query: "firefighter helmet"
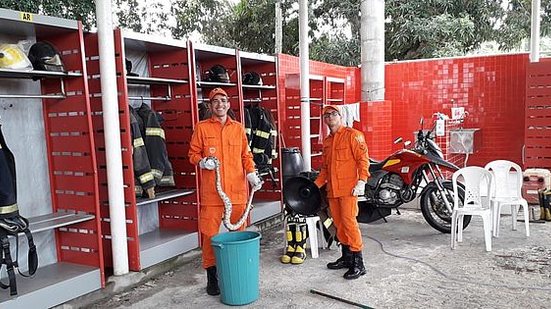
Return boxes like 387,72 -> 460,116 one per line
204,64 -> 230,83
28,41 -> 65,72
0,44 -> 32,70
125,58 -> 139,76
243,71 -> 263,85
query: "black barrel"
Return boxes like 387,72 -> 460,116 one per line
281,147 -> 304,184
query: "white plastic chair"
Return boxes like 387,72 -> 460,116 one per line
485,160 -> 530,237
451,166 -> 493,252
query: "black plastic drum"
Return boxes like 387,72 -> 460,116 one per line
281,147 -> 304,184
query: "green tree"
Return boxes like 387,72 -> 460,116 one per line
0,0 -> 96,29
497,0 -> 551,50
385,0 -> 504,60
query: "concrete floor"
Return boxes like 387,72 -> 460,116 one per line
68,209 -> 551,309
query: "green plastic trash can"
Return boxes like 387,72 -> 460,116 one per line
211,231 -> 261,306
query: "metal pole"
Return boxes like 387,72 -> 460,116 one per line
275,0 -> 282,54
361,0 -> 385,101
95,0 -> 129,276
530,0 -> 541,62
299,0 -> 311,172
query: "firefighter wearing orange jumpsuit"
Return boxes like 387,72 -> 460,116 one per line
314,105 -> 370,280
189,88 -> 262,295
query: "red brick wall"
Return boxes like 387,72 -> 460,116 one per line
384,53 -> 529,167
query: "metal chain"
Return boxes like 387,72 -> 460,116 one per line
209,156 -> 259,231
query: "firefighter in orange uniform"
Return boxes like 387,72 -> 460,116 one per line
189,88 -> 262,295
314,105 -> 370,280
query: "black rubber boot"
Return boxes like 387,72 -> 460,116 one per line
206,266 -> 220,296
327,245 -> 352,269
343,251 -> 366,280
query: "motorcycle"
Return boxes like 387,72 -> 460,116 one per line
360,117 -> 470,233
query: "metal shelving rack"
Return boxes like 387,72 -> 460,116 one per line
0,8 -> 104,307
84,30 -> 198,271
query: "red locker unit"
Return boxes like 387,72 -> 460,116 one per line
0,8 -> 104,307
85,30 -> 199,271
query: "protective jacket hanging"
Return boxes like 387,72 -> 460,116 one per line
0,125 -> 38,296
135,104 -> 175,187
129,108 -> 155,196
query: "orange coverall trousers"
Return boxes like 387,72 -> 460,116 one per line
327,196 -> 363,252
200,204 -> 246,269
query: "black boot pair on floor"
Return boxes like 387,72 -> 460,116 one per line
206,266 -> 220,296
327,245 -> 366,280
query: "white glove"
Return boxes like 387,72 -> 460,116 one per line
199,157 -> 216,170
246,172 -> 263,190
351,180 -> 367,196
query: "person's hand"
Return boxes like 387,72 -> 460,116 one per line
247,172 -> 263,190
351,180 -> 366,196
199,157 -> 216,170
146,187 -> 156,199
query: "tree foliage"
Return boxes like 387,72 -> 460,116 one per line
0,0 -> 96,29
497,0 -> 551,49
3,1 -> 551,65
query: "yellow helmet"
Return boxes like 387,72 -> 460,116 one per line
0,44 -> 32,70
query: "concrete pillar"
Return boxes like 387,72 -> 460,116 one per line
361,0 -> 385,101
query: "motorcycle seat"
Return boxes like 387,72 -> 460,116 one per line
369,158 -> 386,171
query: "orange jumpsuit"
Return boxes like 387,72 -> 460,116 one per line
314,126 -> 370,252
189,116 -> 256,269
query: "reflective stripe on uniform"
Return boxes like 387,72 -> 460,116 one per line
151,169 -> 163,179
252,147 -> 265,154
139,172 -> 154,184
254,130 -> 270,139
0,203 -> 18,215
133,137 -> 145,148
160,175 -> 175,185
146,127 -> 165,139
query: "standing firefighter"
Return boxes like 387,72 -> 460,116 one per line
314,105 -> 370,280
188,88 -> 262,296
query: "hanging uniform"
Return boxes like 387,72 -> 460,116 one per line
135,104 -> 175,187
0,125 -> 38,296
244,107 -> 252,143
247,105 -> 277,165
129,108 -> 155,196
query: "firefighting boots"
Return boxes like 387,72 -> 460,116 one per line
291,222 -> 307,264
327,245 -> 352,270
343,251 -> 366,280
206,266 -> 220,296
539,189 -> 551,221
280,222 -> 296,264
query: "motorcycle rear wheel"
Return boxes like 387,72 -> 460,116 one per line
420,181 -> 471,233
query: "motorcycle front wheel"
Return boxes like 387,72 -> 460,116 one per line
420,181 -> 471,233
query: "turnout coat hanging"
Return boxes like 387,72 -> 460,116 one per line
0,125 -> 38,296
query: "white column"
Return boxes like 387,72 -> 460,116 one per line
275,0 -> 283,54
95,0 -> 129,276
361,0 -> 385,101
530,0 -> 541,62
299,0 -> 311,171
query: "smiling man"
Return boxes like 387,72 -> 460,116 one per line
188,87 -> 262,295
314,105 -> 370,280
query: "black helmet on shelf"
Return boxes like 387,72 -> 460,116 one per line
243,71 -> 263,85
28,41 -> 65,72
204,64 -> 230,83
125,58 -> 139,76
